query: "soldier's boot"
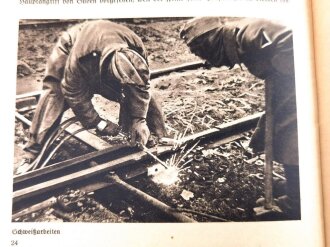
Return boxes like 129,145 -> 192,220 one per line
16,143 -> 41,175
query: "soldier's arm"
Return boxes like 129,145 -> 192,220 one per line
123,82 -> 151,120
61,58 -> 102,129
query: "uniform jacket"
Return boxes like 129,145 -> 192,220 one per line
61,20 -> 150,128
235,19 -> 298,165
45,21 -> 85,81
234,18 -> 294,79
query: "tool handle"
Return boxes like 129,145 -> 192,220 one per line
264,80 -> 274,209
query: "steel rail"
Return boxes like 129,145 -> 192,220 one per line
13,112 -> 262,204
13,144 -> 128,184
19,20 -> 82,29
150,60 -> 206,79
18,18 -> 191,29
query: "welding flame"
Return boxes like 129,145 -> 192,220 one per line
149,140 -> 200,186
150,166 -> 181,186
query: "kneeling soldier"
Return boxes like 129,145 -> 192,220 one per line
18,20 -> 167,173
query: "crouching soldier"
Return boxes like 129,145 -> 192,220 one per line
180,17 -> 300,219
18,20 -> 167,173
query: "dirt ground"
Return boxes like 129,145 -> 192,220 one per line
14,18 -> 287,222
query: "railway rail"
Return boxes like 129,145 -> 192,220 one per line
13,108 -> 261,222
18,18 -> 191,29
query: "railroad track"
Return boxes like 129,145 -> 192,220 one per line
13,108 -> 261,222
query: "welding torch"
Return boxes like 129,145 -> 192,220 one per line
117,131 -> 169,169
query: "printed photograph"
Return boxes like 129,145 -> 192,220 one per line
12,17 -> 300,223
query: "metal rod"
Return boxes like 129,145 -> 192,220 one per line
118,131 -> 169,169
107,174 -> 196,222
139,144 -> 169,169
264,80 -> 274,209
175,207 -> 229,222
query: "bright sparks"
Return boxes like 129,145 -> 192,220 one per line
148,140 -> 200,186
150,165 -> 181,186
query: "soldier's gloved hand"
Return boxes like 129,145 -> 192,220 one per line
130,118 -> 150,146
96,119 -> 122,136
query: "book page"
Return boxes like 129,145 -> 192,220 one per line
312,0 -> 330,245
0,0 -> 324,246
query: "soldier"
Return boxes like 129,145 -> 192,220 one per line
18,20 -> 167,173
180,17 -> 300,218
